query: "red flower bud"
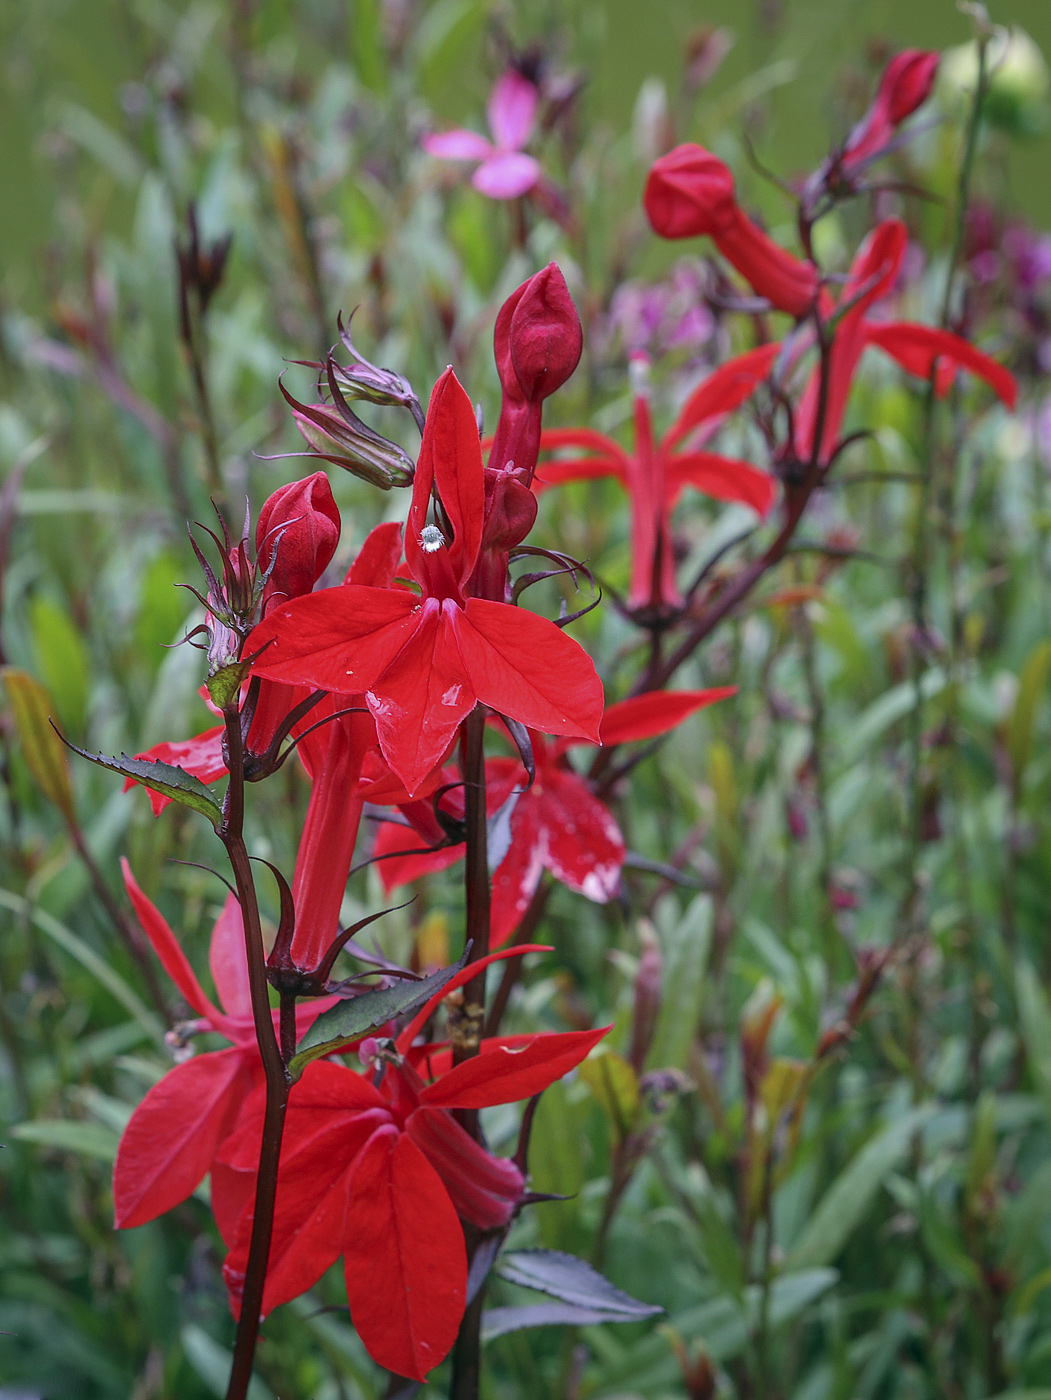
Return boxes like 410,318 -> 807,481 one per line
256,471 -> 340,613
841,50 -> 939,172
645,145 -> 817,317
499,262 -> 583,404
881,49 -> 939,125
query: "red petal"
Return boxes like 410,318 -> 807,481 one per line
373,819 -> 464,893
407,369 -> 483,590
533,455 -> 628,491
245,585 -> 419,691
490,794 -> 546,946
421,1025 -> 611,1109
455,600 -> 603,742
368,598 -> 476,797
208,894 -> 252,1025
864,322 -> 1018,409
667,451 -> 778,515
114,1048 -> 250,1227
343,1126 -> 465,1381
120,860 -> 220,1023
347,521 -> 404,587
396,944 -> 554,1052
537,427 -> 625,456
122,726 -> 226,814
537,770 -> 625,901
224,1102 -> 392,1318
599,687 -> 736,745
664,343 -> 780,449
407,1106 -> 523,1228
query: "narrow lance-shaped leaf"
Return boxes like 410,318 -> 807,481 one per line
1,668 -> 75,822
290,948 -> 470,1079
58,737 -> 225,830
498,1249 -> 663,1319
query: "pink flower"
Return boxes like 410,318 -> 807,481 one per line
423,70 -> 541,200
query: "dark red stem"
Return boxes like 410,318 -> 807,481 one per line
221,701 -> 292,1400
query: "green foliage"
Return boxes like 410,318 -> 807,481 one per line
2,1 -> 1051,1397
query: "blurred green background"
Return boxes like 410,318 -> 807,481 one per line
3,0 -> 1050,308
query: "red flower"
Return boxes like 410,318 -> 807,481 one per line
644,145 -> 818,316
534,347 -> 778,610
794,219 -> 1018,464
112,864 -> 333,1228
245,369 -> 603,797
216,949 -> 609,1379
374,689 -> 735,943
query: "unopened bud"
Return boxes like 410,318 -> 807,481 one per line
644,145 -> 738,239
881,49 -> 940,124
496,263 -> 583,405
257,471 -> 341,613
281,380 -> 416,490
334,315 -> 426,433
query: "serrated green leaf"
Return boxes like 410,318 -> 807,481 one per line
289,949 -> 469,1080
2,667 -> 75,821
63,740 -> 224,829
786,1105 -> 935,1270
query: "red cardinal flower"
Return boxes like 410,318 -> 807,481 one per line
644,145 -> 818,316
423,69 -> 542,199
794,219 -> 1018,464
375,689 -> 734,943
245,369 -> 603,797
112,865 -> 332,1228
534,347 -> 778,611
216,949 -> 609,1380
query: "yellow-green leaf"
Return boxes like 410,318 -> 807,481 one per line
1008,640 -> 1051,785
580,1051 -> 640,1138
1,667 -> 75,821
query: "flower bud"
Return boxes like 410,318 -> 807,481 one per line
881,49 -> 940,125
645,145 -> 816,316
501,263 -> 583,404
280,380 -> 416,490
334,316 -> 426,432
257,472 -> 341,612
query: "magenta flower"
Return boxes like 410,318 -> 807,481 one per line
423,70 -> 541,200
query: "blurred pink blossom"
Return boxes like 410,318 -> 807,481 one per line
423,70 -> 541,199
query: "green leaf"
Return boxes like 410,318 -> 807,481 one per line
785,1105 -> 935,1270
647,896 -> 711,1072
29,595 -> 90,734
579,1051 -> 640,1138
181,1324 -> 276,1400
2,667 -> 76,821
1008,640 -> 1051,784
10,1119 -> 120,1161
289,949 -> 469,1080
498,1250 -> 662,1319
0,887 -> 162,1042
1015,960 -> 1051,1124
62,740 -> 225,830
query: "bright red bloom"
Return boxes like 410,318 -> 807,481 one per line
216,950 -> 609,1379
644,146 -> 818,316
245,369 -> 604,797
113,864 -> 332,1228
794,219 -> 1018,464
374,689 -> 735,943
534,347 -> 778,610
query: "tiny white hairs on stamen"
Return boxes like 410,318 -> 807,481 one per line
420,524 -> 446,553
